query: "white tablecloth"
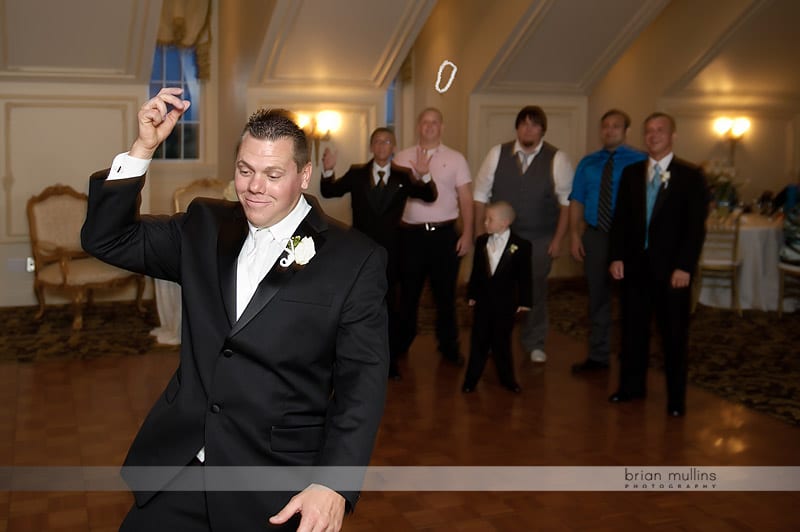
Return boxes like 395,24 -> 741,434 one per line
699,214 -> 795,312
150,279 -> 182,345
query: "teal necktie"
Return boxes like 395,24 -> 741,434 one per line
645,164 -> 662,249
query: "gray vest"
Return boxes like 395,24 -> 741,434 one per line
491,141 -> 559,240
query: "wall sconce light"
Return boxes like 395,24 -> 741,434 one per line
297,110 -> 342,165
713,116 -> 750,165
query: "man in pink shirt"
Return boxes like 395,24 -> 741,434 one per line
393,108 -> 474,367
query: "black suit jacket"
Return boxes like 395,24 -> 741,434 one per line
609,157 -> 707,281
320,160 -> 436,254
467,232 -> 533,316
81,172 -> 389,530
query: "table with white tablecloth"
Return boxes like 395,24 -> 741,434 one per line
150,278 -> 182,345
699,214 -> 795,312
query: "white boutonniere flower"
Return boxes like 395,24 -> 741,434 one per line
661,171 -> 671,189
280,236 -> 316,267
509,243 -> 519,254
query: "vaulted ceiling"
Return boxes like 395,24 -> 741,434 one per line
0,0 -> 798,101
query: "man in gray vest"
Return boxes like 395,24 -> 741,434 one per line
473,106 -> 574,363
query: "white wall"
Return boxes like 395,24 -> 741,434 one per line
660,96 -> 800,201
0,82 -> 147,307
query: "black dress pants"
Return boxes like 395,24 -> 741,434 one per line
398,224 -> 461,360
619,265 -> 690,409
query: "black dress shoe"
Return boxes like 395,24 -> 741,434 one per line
461,384 -> 475,393
503,383 -> 522,394
608,391 -> 646,403
442,354 -> 465,367
571,358 -> 610,374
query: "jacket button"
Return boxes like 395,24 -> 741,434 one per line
223,349 -> 234,358
210,404 -> 221,414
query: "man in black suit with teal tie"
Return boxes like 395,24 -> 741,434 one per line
320,128 -> 437,380
609,112 -> 707,417
82,88 -> 388,531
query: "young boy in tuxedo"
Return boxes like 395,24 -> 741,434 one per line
462,202 -> 532,393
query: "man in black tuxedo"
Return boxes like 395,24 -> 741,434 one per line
320,128 -> 437,380
608,112 -> 706,417
81,88 -> 388,531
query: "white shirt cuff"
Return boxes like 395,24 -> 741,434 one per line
108,152 -> 151,181
420,173 -> 432,183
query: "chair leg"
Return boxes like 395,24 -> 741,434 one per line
134,276 -> 146,313
71,289 -> 86,331
33,281 -> 46,320
778,270 -> 785,319
732,272 -> 741,317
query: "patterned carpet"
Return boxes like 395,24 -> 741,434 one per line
2,279 -> 799,425
547,277 -> 800,427
0,300 -> 167,362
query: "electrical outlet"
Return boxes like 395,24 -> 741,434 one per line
26,257 -> 35,273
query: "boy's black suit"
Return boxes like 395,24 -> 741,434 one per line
464,232 -> 532,389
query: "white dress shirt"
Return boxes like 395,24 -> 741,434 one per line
373,162 -> 390,186
235,196 -> 310,319
473,139 -> 574,206
649,153 -> 674,182
487,229 -> 510,275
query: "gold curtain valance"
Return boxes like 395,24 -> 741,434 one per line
157,0 -> 212,80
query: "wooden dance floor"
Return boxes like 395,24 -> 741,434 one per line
0,326 -> 798,531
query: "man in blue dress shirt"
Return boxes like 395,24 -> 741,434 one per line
568,109 -> 646,373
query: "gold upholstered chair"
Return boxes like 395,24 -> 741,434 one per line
26,185 -> 145,330
173,178 -> 229,213
692,213 -> 742,316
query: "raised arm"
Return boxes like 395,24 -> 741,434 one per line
130,87 -> 191,159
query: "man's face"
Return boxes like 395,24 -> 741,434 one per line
234,133 -> 310,228
600,114 -> 627,150
484,208 -> 510,235
516,117 -> 543,149
371,131 -> 395,165
418,111 -> 443,145
644,116 -> 675,160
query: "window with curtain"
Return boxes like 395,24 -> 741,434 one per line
150,45 -> 201,160
150,0 -> 212,160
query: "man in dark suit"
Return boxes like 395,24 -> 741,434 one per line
81,88 -> 389,531
462,202 -> 532,394
320,128 -> 437,380
608,112 -> 707,417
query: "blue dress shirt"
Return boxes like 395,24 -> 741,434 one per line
569,144 -> 647,227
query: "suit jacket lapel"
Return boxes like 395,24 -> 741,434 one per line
493,238 -> 515,277
217,205 -> 248,328
650,162 -> 673,223
229,197 -> 328,336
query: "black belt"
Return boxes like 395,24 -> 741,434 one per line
402,219 -> 456,232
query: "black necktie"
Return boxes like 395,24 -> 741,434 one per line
597,151 -> 614,232
377,170 -> 386,187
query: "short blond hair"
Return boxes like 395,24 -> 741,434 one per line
487,201 -> 516,224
